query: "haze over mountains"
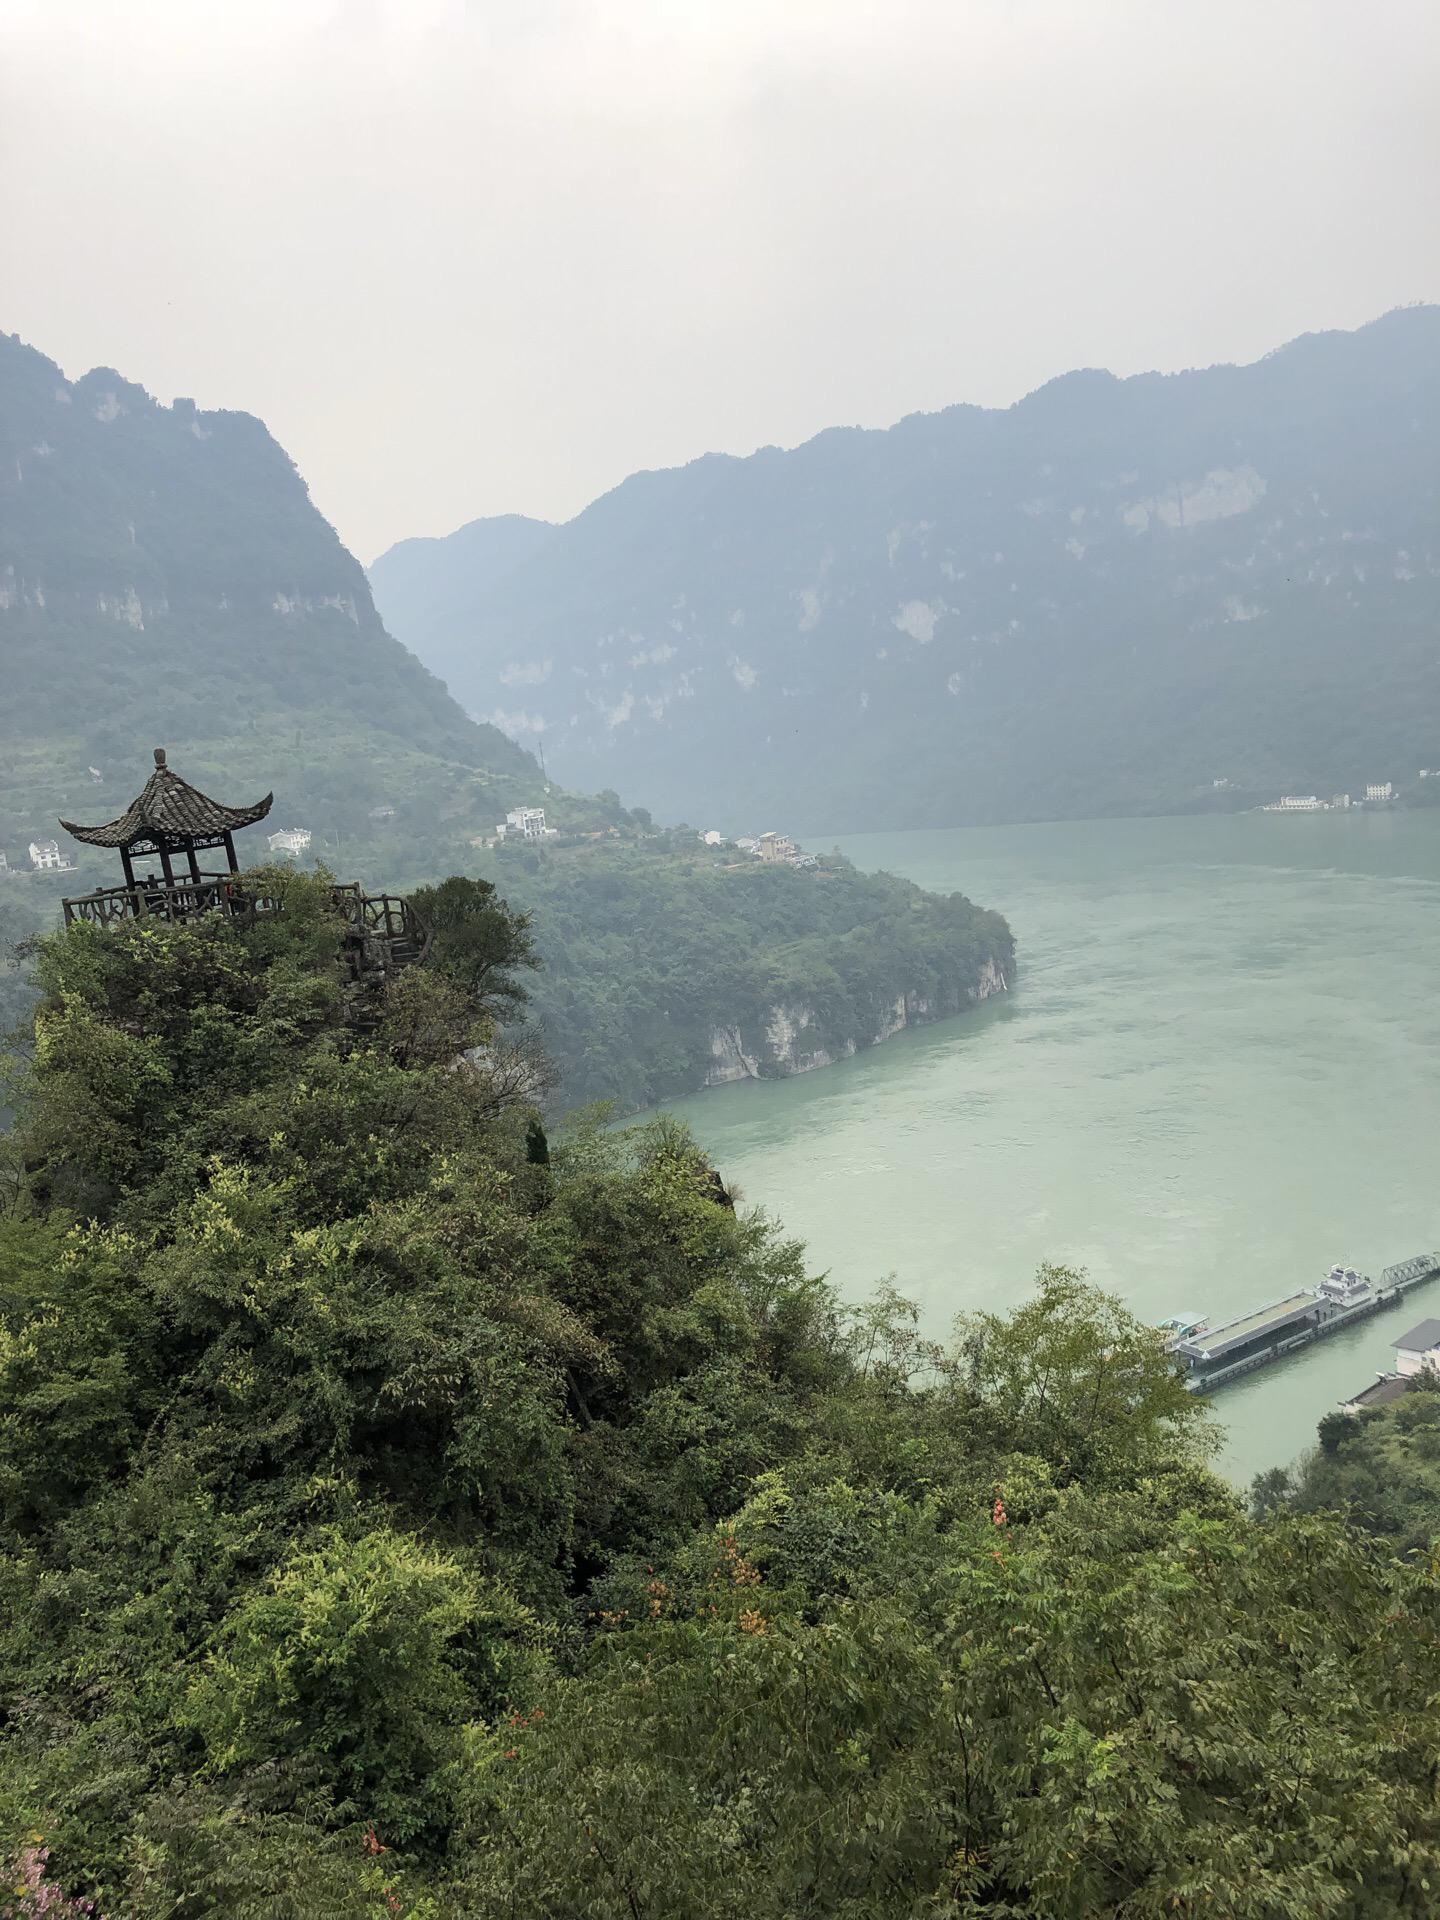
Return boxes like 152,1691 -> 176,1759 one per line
0,331 -> 538,845
371,309 -> 1440,834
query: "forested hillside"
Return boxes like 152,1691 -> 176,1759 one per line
474,837 -> 1014,1111
1259,1373 -> 1440,1555
372,307 -> 1440,833
0,331 -> 1013,1102
4,884 -> 1440,1916
0,332 -> 541,851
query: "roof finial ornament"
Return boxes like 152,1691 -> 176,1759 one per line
154,746 -> 167,768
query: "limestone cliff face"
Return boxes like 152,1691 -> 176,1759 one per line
704,952 -> 1009,1087
0,330 -> 538,825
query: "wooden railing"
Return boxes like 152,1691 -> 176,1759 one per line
62,875 -> 280,927
60,874 -> 430,976
335,891 -> 432,973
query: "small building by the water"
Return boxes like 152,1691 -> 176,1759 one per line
1339,1373 -> 1410,1416
1393,1318 -> 1440,1378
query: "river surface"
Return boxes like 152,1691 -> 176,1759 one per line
648,811 -> 1440,1486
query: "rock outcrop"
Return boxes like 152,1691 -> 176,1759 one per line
704,953 -> 1008,1087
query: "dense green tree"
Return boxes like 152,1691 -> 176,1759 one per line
1274,1374 -> 1440,1556
408,873 -> 538,1017
4,878 -> 1440,1916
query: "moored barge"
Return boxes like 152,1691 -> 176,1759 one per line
1173,1253 -> 1440,1394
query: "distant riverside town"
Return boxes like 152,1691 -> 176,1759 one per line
0,804 -> 826,873
1259,780 -> 1405,813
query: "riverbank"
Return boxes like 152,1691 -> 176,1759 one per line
642,810 -> 1440,1486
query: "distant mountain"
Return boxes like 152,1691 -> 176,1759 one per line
368,514 -> 555,698
0,332 -> 539,850
370,309 -> 1440,833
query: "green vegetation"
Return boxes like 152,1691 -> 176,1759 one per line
0,330 -> 541,855
1257,1374 -> 1440,1557
0,328 -> 1015,1113
473,837 -> 1014,1111
0,328 -> 1029,1113
0,885 -> 46,1041
4,888 -> 1440,1915
1,824 -> 1015,1117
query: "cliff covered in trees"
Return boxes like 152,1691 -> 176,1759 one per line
476,838 -> 1014,1111
0,329 -> 1013,1110
3,879 -> 1440,1916
0,330 -> 541,853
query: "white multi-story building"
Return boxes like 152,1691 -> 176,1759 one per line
1365,782 -> 1394,803
267,827 -> 312,857
1267,795 -> 1322,812
499,806 -> 549,841
701,829 -> 725,847
0,852 -> 9,877
29,839 -> 76,873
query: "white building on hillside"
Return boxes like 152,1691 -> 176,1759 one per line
498,806 -> 551,841
267,827 -> 312,857
1366,782 -> 1395,803
29,839 -> 76,873
701,829 -> 725,847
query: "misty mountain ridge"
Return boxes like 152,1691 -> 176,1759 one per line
0,330 -> 539,841
370,307 -> 1440,833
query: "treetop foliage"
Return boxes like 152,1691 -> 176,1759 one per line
2,877 -> 1439,1915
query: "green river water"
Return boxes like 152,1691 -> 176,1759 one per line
649,810 -> 1440,1487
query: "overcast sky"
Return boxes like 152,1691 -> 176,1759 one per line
5,0 -> 1438,561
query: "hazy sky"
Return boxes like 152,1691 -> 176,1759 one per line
5,0 -> 1438,561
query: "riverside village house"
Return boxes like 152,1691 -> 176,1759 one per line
29,838 -> 76,874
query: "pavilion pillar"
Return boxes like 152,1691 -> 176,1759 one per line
186,844 -> 203,884
158,841 -> 176,887
120,846 -> 136,892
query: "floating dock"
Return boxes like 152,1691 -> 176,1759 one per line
1173,1253 -> 1440,1394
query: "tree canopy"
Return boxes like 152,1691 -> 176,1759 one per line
2,882 -> 1439,1916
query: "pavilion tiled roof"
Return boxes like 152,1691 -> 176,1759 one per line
60,748 -> 273,849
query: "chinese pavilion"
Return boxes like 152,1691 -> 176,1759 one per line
58,749 -> 428,979
61,746 -> 272,895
